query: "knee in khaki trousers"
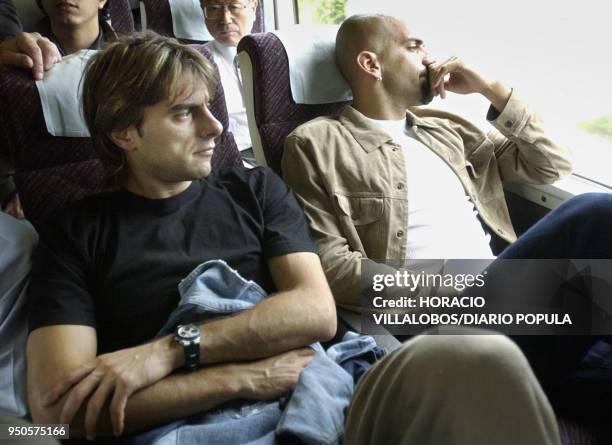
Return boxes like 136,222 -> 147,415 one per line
345,329 -> 560,445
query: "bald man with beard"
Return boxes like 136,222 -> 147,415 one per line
284,14 -> 572,307
282,13 -> 612,444
279,12 -> 597,444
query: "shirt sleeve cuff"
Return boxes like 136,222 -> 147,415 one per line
487,89 -> 529,137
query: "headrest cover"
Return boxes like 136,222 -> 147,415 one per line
169,0 -> 213,41
36,50 -> 96,138
272,25 -> 353,105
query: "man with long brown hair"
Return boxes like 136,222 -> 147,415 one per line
25,31 -> 336,440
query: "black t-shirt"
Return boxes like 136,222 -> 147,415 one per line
28,167 -> 318,353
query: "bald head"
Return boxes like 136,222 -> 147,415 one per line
335,14 -> 399,85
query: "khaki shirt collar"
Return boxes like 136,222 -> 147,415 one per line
339,105 -> 438,153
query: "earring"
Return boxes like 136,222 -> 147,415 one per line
376,75 -> 382,81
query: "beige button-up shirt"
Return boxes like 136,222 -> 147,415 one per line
282,92 -> 572,309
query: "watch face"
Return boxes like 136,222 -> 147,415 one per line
177,324 -> 200,340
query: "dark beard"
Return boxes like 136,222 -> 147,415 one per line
419,67 -> 434,105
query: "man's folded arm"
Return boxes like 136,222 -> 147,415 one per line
485,89 -> 573,183
27,251 -> 334,436
197,251 -> 337,364
27,325 -> 313,436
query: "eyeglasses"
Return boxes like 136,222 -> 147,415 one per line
203,2 -> 251,20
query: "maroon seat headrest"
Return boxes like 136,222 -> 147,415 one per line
108,0 -> 136,33
237,33 -> 349,174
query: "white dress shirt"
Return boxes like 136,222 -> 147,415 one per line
205,40 -> 252,151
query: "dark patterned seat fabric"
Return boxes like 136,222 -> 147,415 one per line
0,45 -> 240,229
237,32 -> 350,174
107,0 -> 136,33
559,419 -> 599,445
141,0 -> 173,37
141,0 -> 264,40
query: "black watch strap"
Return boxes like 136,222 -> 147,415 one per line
184,341 -> 200,371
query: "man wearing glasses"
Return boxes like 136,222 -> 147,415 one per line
202,0 -> 258,163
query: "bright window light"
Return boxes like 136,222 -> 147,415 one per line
295,0 -> 612,188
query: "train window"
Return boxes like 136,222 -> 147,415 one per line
289,0 -> 612,189
295,0 -> 346,25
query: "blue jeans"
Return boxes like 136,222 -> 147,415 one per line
0,212 -> 38,417
492,193 -> 612,420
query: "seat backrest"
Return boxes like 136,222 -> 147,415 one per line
141,0 -> 264,40
0,45 -> 240,228
108,0 -> 136,33
140,0 -> 173,36
237,32 -> 349,174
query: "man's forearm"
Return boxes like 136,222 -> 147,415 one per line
121,363 -> 242,434
65,348 -> 312,438
199,285 -> 335,365
481,80 -> 512,114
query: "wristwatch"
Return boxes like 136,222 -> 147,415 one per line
174,324 -> 201,371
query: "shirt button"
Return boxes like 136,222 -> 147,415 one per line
351,212 -> 358,220
397,182 -> 405,190
396,230 -> 404,238
504,120 -> 513,129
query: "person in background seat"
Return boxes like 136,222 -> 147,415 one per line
0,0 -> 117,219
202,0 -> 257,163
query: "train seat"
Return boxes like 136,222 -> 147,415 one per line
237,28 -> 350,173
108,0 -> 137,33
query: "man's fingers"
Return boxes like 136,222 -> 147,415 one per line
38,38 -> 62,71
109,384 -> 130,437
15,33 -> 44,77
430,56 -> 462,88
58,371 -> 102,425
438,80 -> 446,99
84,375 -> 115,441
59,372 -> 102,426
0,32 -> 61,79
0,51 -> 33,70
42,363 -> 96,406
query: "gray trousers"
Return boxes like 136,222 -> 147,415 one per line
0,212 -> 38,418
345,329 -> 560,445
